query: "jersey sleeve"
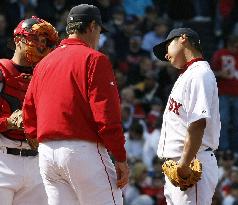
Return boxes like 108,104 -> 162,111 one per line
184,71 -> 215,124
88,54 -> 126,162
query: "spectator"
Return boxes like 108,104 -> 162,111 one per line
127,56 -> 153,85
115,70 -> 127,91
119,34 -> 150,76
212,188 -> 223,205
143,116 -> 162,171
121,103 -> 134,132
131,195 -> 154,205
36,0 -> 68,25
223,183 -> 238,205
133,70 -> 162,109
138,6 -> 159,34
211,35 -> 238,152
120,87 -> 146,120
0,13 -> 13,58
142,19 -> 169,55
106,6 -> 125,36
218,151 -> 236,197
6,0 -> 36,31
166,0 -> 195,22
192,0 -> 212,22
127,35 -> 150,67
124,161 -> 151,205
142,173 -> 166,205
123,0 -> 153,18
153,61 -> 179,104
125,121 -> 145,163
218,151 -> 236,182
96,0 -> 113,23
111,15 -> 138,60
55,10 -> 69,38
214,0 -> 238,40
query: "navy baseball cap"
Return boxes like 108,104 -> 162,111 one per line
153,28 -> 201,61
67,4 -> 108,33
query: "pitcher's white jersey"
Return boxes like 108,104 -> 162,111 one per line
157,61 -> 220,158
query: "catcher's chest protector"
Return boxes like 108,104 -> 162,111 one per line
0,59 -> 31,105
0,59 -> 31,140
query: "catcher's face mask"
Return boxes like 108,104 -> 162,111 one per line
14,16 -> 59,65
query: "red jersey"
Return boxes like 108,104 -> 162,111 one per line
212,48 -> 238,96
0,59 -> 31,141
23,38 -> 126,161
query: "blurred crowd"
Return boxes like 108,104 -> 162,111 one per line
1,0 -> 238,204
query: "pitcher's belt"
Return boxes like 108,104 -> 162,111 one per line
162,147 -> 213,162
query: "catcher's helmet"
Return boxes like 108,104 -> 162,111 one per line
14,17 -> 41,36
14,16 -> 59,65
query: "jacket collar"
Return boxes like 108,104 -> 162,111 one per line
59,38 -> 90,47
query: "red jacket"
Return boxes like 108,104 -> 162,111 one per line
23,38 -> 126,161
0,59 -> 31,140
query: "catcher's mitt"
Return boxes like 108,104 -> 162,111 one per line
7,109 -> 39,150
26,138 -> 39,151
162,159 -> 202,191
7,109 -> 23,129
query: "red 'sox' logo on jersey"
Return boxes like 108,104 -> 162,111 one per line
168,98 -> 182,115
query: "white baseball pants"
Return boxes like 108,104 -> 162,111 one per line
0,135 -> 47,205
164,150 -> 218,205
38,140 -> 123,205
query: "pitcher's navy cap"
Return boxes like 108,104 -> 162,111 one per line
67,4 -> 108,33
153,28 -> 201,61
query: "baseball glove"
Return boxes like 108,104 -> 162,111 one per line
8,110 -> 39,150
26,138 -> 39,150
7,109 -> 24,129
162,159 -> 202,191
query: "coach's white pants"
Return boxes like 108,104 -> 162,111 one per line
38,140 -> 123,205
164,150 -> 218,205
0,135 -> 47,205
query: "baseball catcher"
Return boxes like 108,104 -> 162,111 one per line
0,16 -> 59,205
2,16 -> 59,150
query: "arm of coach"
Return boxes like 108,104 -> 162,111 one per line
88,53 -> 129,188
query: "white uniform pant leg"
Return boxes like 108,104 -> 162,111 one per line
39,140 -> 123,205
0,188 -> 14,205
0,151 -> 18,205
164,151 -> 218,205
0,150 -> 47,205
13,156 -> 48,205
